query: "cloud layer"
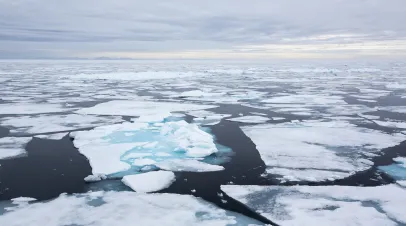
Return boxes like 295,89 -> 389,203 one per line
1,0 -> 406,59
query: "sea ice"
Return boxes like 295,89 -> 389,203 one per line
64,71 -> 199,81
0,137 -> 32,159
155,159 -> 224,172
0,114 -> 123,135
72,117 -> 223,176
378,157 -> 406,180
0,191 -> 262,226
241,120 -> 405,181
188,110 -> 231,125
373,120 -> 406,129
226,116 -> 270,123
221,184 -> 406,226
34,132 -> 68,140
76,100 -> 216,116
122,171 -> 176,193
0,103 -> 70,115
262,94 -> 345,105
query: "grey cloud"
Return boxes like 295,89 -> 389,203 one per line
1,0 -> 406,58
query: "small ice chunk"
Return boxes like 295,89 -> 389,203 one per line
0,137 -> 32,159
122,171 -> 176,193
11,197 -> 37,203
84,174 -> 107,182
271,117 -> 285,120
227,116 -> 270,123
156,159 -> 224,172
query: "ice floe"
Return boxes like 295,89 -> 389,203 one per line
0,137 -> 32,159
188,110 -> 231,125
0,191 -> 262,226
378,157 -> 406,181
77,100 -> 216,116
221,184 -> 406,226
155,159 -> 224,172
71,116 -> 224,176
34,132 -> 68,140
64,71 -> 198,81
226,116 -> 270,123
0,103 -> 70,115
122,171 -> 176,193
241,120 -> 405,181
262,94 -> 345,105
374,120 -> 406,129
0,114 -> 123,135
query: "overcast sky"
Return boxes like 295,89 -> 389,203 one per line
1,0 -> 405,59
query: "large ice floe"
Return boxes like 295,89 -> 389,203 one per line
0,137 -> 32,159
222,184 -> 406,226
76,100 -> 216,116
72,114 -> 226,177
0,114 -> 123,135
0,191 -> 262,226
241,120 -> 405,182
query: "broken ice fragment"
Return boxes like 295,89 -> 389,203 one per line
122,171 -> 176,193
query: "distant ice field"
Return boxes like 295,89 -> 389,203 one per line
1,60 -> 406,226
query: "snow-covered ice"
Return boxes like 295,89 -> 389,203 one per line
0,137 -> 32,159
188,110 -> 231,125
64,71 -> 199,81
262,94 -> 345,105
226,116 -> 270,123
0,114 -> 123,135
122,171 -> 176,193
0,191 -> 262,226
34,132 -> 68,140
71,116 -> 224,176
0,103 -> 70,115
76,100 -> 216,116
241,120 -> 405,181
221,184 -> 406,226
155,159 -> 224,172
373,120 -> 406,129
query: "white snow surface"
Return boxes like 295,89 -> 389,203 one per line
76,100 -> 216,116
374,120 -> 406,129
241,120 -> 405,182
71,117 -> 221,176
65,71 -> 198,81
1,114 -> 123,135
34,132 -> 68,140
155,159 -> 224,172
226,116 -> 270,123
221,184 -> 406,226
0,191 -> 261,226
0,103 -> 70,115
0,137 -> 32,159
122,171 -> 176,193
